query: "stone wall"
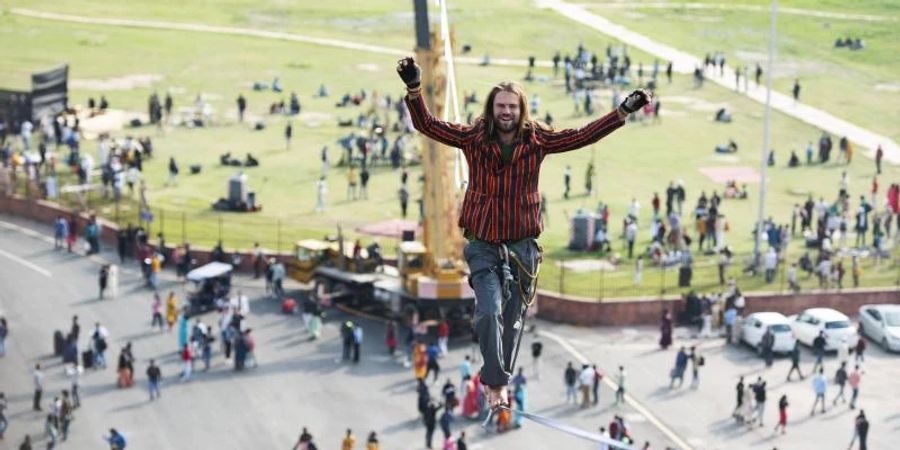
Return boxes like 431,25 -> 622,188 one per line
536,288 -> 900,326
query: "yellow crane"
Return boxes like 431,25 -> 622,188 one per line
397,0 -> 472,302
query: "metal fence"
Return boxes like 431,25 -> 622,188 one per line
541,246 -> 900,300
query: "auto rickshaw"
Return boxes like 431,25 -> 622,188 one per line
185,262 -> 232,316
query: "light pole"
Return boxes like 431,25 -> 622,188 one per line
753,0 -> 778,270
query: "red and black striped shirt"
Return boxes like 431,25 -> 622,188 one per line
405,94 -> 625,243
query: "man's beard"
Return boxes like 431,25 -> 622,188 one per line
495,116 -> 517,132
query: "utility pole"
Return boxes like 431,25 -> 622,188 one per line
753,0 -> 778,270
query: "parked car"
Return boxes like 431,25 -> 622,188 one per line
858,304 -> 900,352
739,312 -> 797,355
789,308 -> 858,351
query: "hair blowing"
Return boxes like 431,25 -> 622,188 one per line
478,81 -> 550,146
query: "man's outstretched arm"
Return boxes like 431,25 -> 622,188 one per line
542,89 -> 652,155
398,57 -> 473,149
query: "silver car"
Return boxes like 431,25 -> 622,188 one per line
859,304 -> 900,352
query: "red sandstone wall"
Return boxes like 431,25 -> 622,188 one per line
536,289 -> 900,326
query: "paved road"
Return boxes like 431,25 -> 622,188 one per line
0,214 -> 673,449
1,214 -> 897,449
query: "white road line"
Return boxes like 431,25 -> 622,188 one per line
0,219 -> 53,242
0,247 -> 52,278
538,329 -> 695,450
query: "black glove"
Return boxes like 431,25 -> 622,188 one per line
619,89 -> 651,114
396,57 -> 421,89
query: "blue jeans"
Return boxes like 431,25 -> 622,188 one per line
465,238 -> 539,387
149,380 -> 161,399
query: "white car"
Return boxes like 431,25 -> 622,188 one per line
789,308 -> 859,351
740,312 -> 797,355
859,304 -> 900,352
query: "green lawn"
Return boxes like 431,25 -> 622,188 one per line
581,0 -> 900,143
1,3 -> 897,298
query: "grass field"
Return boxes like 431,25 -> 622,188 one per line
1,1 -> 897,297
581,0 -> 900,142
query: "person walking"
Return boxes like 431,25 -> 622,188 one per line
439,407 -> 453,441
848,410 -> 869,450
833,361 -> 849,405
732,376 -> 745,419
670,347 -> 688,388
54,216 -> 68,250
774,394 -> 788,434
146,359 -> 162,400
811,368 -> 827,415
456,431 -> 467,450
32,363 -> 44,411
592,364 -> 603,405
165,292 -> 178,332
99,264 -> 110,299
167,157 -> 178,186
236,94 -> 247,122
787,341 -> 805,381
425,342 -> 441,383
423,401 -> 443,449
292,427 -> 315,450
0,317 -> 6,357
0,392 -> 7,440
761,327 -> 775,367
578,364 -> 593,408
285,122 -> 293,150
151,293 -> 164,331
564,362 -> 577,404
59,390 -> 74,441
812,331 -> 827,373
398,184 -> 409,218
530,339 -> 543,379
180,344 -> 193,381
752,377 -> 767,427
855,334 -> 866,368
874,145 -> 883,175
659,309 -> 673,350
366,431 -> 379,450
359,167 -> 370,200
689,346 -> 702,389
352,324 -> 363,363
614,366 -> 626,405
437,320 -> 450,356
848,365 -> 862,409
792,79 -> 801,102
341,429 -> 356,450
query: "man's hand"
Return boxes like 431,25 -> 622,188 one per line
396,57 -> 421,90
618,89 -> 652,115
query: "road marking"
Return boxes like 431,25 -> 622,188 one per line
538,329 -> 695,450
0,219 -> 53,242
0,247 -> 52,278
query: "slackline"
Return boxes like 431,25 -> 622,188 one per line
484,406 -> 636,449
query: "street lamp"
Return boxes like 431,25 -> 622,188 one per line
753,0 -> 778,270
